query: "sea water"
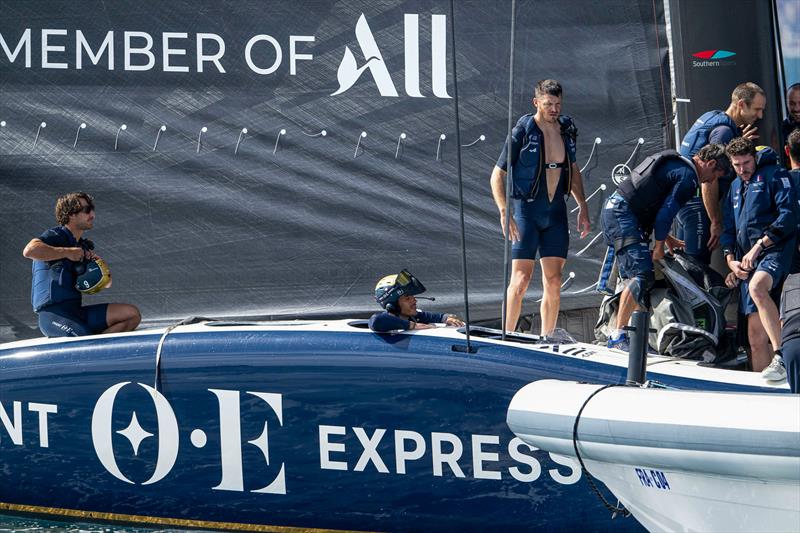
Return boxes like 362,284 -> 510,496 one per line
0,515 -> 205,532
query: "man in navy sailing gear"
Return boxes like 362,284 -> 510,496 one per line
763,128 -> 800,386
721,138 -> 797,373
675,82 -> 765,265
782,83 -> 800,167
601,144 -> 730,351
490,79 -> 591,334
22,192 -> 141,337
777,275 -> 800,393
369,270 -> 464,333
784,128 -> 800,275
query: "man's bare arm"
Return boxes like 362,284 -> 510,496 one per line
701,180 -> 723,249
23,239 -> 84,262
570,163 -> 591,237
490,165 -> 508,212
490,165 -> 521,242
569,163 -> 588,206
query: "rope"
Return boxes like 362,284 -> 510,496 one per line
501,0 -> 517,340
449,0 -> 472,352
651,0 -> 671,137
572,383 -> 631,519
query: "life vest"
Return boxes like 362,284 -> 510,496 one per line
509,114 -> 576,199
617,149 -> 695,231
782,274 -> 800,344
31,227 -> 88,311
679,110 -> 737,157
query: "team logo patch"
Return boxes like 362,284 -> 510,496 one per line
692,50 -> 736,60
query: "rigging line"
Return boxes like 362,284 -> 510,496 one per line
575,231 -> 604,257
501,0 -> 517,341
579,137 -> 602,173
449,0 -> 472,353
623,138 -> 645,168
570,183 -> 606,213
651,0 -> 671,137
771,0 -> 787,98
568,281 -> 599,295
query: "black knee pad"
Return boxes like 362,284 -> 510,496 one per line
629,272 -> 654,309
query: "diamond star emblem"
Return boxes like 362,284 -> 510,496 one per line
117,412 -> 153,456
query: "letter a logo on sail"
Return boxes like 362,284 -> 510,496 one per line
332,13 -> 451,98
332,13 -> 398,97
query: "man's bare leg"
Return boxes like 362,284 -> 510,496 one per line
104,303 -> 141,334
540,257 -> 566,335
615,283 -> 641,332
747,313 -> 771,371
505,259 -> 535,332
748,271 -> 780,371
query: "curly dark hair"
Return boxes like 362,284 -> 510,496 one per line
788,128 -> 800,165
55,192 -> 94,225
696,143 -> 732,175
726,137 -> 756,159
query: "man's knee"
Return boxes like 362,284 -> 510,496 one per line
509,266 -> 534,294
626,272 -> 654,308
748,272 -> 773,302
542,270 -> 562,290
108,303 -> 141,330
129,305 -> 142,327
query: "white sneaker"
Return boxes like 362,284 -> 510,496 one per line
761,354 -> 787,381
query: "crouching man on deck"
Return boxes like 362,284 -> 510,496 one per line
369,270 -> 463,333
601,144 -> 730,351
22,192 -> 141,337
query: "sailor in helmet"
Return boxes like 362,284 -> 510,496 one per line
22,192 -> 141,337
369,270 -> 464,333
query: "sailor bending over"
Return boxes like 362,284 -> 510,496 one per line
22,192 -> 141,338
721,138 -> 797,373
369,270 -> 463,333
490,79 -> 590,334
601,144 -> 730,351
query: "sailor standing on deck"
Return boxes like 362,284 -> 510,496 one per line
601,145 -> 730,351
675,82 -> 765,266
490,79 -> 591,334
22,192 -> 141,337
721,138 -> 797,373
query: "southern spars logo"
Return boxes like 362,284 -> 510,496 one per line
691,49 -> 736,68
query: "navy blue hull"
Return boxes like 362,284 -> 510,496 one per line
0,327 -> 783,531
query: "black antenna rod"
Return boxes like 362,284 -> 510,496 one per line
449,0 -> 473,353
501,0 -> 517,340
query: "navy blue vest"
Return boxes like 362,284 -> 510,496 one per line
31,226 -> 85,311
618,150 -> 692,231
510,114 -> 575,199
679,110 -> 737,157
